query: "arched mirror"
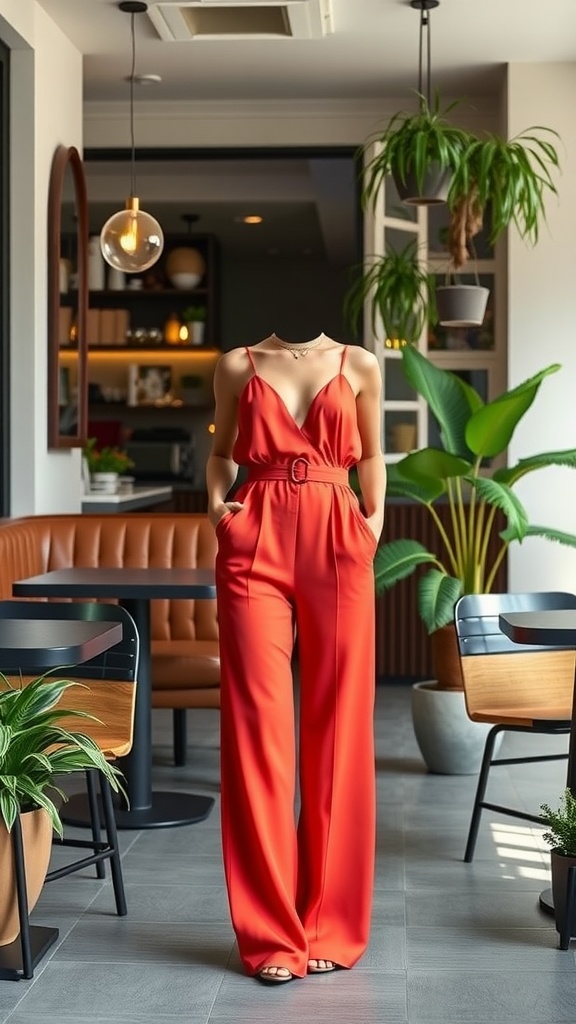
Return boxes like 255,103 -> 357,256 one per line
47,145 -> 88,449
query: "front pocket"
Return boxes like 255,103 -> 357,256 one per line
350,500 -> 379,550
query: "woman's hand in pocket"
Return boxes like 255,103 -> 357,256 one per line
209,501 -> 244,530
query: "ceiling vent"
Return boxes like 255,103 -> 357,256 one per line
147,1 -> 334,41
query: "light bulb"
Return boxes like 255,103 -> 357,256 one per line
100,196 -> 164,273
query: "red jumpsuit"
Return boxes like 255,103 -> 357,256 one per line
215,345 -> 377,977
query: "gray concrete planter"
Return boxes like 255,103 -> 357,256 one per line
411,681 -> 498,775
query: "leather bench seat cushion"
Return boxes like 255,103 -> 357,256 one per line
151,639 -> 220,689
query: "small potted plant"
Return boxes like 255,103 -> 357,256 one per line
182,305 -> 207,346
343,239 -> 436,346
83,438 -> 134,494
0,670 -> 125,945
540,788 -> 576,945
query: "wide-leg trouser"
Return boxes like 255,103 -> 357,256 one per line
215,479 -> 376,978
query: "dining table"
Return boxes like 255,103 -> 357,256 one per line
0,613 -> 125,981
499,608 -> 576,924
13,567 -> 217,831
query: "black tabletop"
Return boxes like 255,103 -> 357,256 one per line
0,619 -> 123,671
499,610 -> 576,647
13,567 -> 216,600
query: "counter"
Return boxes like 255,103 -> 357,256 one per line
81,486 -> 173,514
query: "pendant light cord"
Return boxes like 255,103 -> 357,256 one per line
129,11 -> 137,197
417,4 -> 433,108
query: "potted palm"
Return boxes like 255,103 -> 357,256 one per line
540,788 -> 576,946
343,239 -> 436,347
0,670 -> 124,945
375,345 -> 576,771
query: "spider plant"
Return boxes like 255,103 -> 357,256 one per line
448,126 -> 561,268
362,93 -> 470,208
343,239 -> 436,345
0,671 -> 125,836
374,345 -> 576,633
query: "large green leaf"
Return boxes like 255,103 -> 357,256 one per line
417,569 -> 463,633
493,449 -> 576,487
511,525 -> 576,548
465,364 -> 560,458
385,463 -> 446,503
401,345 -> 479,458
373,539 -> 437,596
469,476 -> 529,541
399,447 -> 471,485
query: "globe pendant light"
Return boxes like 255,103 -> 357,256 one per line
100,1 -> 164,273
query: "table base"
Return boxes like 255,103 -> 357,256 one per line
0,926 -> 59,982
62,791 -> 215,830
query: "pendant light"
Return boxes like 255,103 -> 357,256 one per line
100,1 -> 164,273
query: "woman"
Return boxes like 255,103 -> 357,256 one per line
206,332 -> 385,984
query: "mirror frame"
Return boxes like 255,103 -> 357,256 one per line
47,144 -> 88,449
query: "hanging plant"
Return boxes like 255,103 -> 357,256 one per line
362,93 -> 469,209
343,239 -> 436,345
447,126 -> 561,269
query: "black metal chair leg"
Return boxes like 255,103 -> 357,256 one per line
86,768 -> 106,879
173,708 -> 187,767
99,773 -> 127,917
464,725 -> 503,863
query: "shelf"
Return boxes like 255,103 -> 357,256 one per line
88,402 -> 213,411
58,345 -> 219,354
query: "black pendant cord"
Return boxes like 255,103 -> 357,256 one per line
417,6 -> 432,108
129,11 -> 137,198
412,0 -> 439,109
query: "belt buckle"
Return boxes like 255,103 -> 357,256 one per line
290,457 -> 309,483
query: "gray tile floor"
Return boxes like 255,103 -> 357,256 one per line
2,685 -> 575,1023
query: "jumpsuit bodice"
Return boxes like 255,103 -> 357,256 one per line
232,346 -> 362,468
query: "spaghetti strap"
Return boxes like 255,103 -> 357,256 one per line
340,345 -> 348,371
245,346 -> 258,375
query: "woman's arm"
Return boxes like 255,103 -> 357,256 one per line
205,353 -> 245,528
354,350 -> 386,542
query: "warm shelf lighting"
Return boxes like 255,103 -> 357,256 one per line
100,2 -> 164,274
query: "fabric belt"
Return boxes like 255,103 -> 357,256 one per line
247,457 -> 348,485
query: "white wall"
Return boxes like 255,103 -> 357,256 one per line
506,63 -> 576,592
84,96 -> 501,152
0,0 -> 83,514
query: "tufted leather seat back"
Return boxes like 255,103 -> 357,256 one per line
0,514 -> 218,643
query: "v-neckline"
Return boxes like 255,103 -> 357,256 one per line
250,373 -> 351,433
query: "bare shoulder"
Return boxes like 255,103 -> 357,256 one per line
345,344 -> 381,391
214,347 -> 252,398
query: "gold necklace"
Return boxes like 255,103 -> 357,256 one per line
270,333 -> 324,359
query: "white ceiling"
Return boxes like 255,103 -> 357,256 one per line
37,0 -> 576,104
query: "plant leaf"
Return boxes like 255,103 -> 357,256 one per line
373,539 -> 438,596
418,569 -> 463,633
465,364 -> 561,458
493,449 -> 576,487
401,345 -> 478,458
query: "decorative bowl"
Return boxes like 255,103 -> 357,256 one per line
169,272 -> 202,290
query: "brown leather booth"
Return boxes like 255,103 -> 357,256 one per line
0,514 -> 220,765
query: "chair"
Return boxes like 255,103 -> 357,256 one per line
0,600 -> 139,912
454,591 -> 576,862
